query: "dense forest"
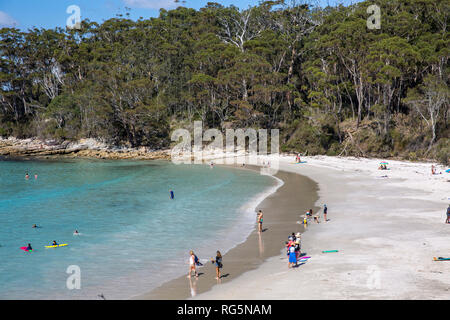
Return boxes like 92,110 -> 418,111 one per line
0,0 -> 448,163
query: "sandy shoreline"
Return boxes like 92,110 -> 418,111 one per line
191,156 -> 450,299
2,152 -> 448,299
135,165 -> 319,299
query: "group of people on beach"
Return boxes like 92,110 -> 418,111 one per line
302,205 -> 328,226
291,205 -> 329,267
378,164 -> 388,170
188,250 -> 223,280
286,232 -> 302,268
431,164 -> 445,175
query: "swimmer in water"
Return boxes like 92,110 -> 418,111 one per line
26,243 -> 33,251
32,224 -> 37,228
73,230 -> 80,235
52,240 -> 58,246
34,174 -> 38,179
25,173 -> 29,179
170,189 -> 174,200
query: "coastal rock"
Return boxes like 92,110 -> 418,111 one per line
0,137 -> 171,161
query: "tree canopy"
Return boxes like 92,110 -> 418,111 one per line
0,0 -> 448,162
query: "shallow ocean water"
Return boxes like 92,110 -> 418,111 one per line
0,159 -> 277,299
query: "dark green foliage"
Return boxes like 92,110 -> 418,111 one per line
0,0 -> 448,162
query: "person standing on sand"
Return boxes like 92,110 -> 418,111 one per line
446,205 -> 450,224
323,204 -> 328,221
188,250 -> 198,279
295,233 -> 302,255
211,251 -> 223,279
294,238 -> 301,260
288,244 -> 296,268
257,210 -> 263,233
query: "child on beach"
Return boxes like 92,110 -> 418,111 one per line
188,250 -> 198,279
323,204 -> 328,221
305,209 -> 313,224
211,251 -> 223,280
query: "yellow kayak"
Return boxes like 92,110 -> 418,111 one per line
45,244 -> 68,248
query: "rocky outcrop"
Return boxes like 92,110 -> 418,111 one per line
0,137 -> 171,160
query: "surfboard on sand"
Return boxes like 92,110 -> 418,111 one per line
322,250 -> 338,253
433,257 -> 450,261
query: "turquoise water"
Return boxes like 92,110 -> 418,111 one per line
0,159 -> 277,299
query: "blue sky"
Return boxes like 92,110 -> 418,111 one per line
0,0 -> 360,31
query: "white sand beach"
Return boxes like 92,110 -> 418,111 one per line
192,155 -> 450,299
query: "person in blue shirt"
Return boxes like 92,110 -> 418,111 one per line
170,189 -> 174,200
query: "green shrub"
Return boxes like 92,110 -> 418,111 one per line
407,152 -> 417,161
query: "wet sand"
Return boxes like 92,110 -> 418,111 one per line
136,167 -> 319,299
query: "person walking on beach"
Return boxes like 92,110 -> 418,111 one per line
211,251 -> 223,280
257,210 -> 263,233
446,205 -> 450,224
188,250 -> 198,279
323,204 -> 328,222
